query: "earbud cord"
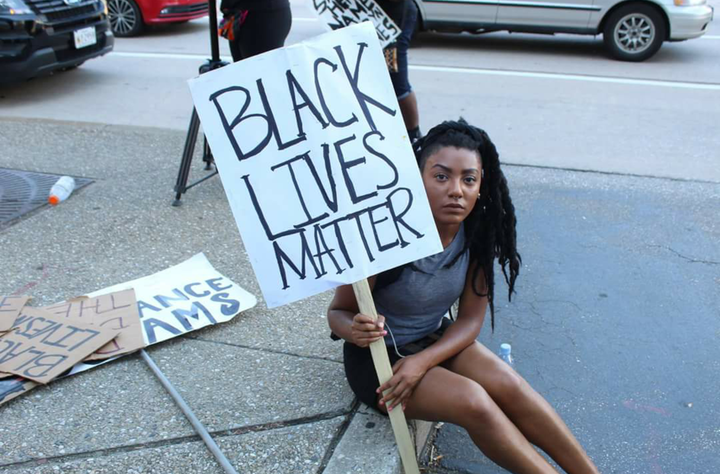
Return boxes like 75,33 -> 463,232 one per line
384,320 -> 406,359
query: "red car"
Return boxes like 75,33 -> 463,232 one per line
108,0 -> 209,37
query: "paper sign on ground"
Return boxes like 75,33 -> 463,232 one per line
188,22 -> 442,308
86,253 -> 257,345
0,296 -> 30,333
42,289 -> 144,361
0,307 -> 119,384
312,0 -> 400,48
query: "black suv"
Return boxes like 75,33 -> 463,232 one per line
0,0 -> 113,83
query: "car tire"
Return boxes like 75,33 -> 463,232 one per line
108,0 -> 144,37
603,3 -> 666,62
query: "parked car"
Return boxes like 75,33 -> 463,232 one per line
107,0 -> 208,37
414,0 -> 714,61
0,0 -> 114,83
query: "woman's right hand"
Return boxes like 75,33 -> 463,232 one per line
351,313 -> 387,348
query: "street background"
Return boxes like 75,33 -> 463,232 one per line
1,0 -> 719,473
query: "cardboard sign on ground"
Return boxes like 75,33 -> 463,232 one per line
0,307 -> 119,384
188,22 -> 442,308
42,289 -> 144,360
312,0 -> 400,47
0,296 -> 30,333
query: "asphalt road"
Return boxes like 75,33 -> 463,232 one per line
1,1 -> 719,473
1,0 -> 719,181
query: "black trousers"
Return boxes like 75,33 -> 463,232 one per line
228,4 -> 292,62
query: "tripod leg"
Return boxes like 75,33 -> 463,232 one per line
173,108 -> 201,206
202,135 -> 214,170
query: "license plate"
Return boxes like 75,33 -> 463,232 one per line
73,26 -> 97,49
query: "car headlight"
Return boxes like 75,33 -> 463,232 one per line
0,0 -> 32,14
673,0 -> 706,6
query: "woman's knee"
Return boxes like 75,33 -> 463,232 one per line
454,384 -> 497,426
493,367 -> 531,407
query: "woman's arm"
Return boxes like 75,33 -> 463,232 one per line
327,276 -> 386,348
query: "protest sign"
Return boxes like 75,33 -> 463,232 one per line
312,0 -> 401,48
0,295 -> 30,333
42,289 -> 144,360
86,253 -> 257,346
188,22 -> 442,308
0,307 -> 119,384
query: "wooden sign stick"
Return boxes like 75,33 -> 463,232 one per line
352,279 -> 421,474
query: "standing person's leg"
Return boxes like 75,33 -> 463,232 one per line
237,4 -> 292,59
444,343 -> 601,474
401,366 -> 559,474
394,0 -> 420,141
228,38 -> 242,62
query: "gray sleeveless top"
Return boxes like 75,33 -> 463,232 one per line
373,225 -> 469,347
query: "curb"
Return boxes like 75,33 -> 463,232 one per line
324,403 -> 435,474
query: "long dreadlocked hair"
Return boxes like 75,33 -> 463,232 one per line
414,119 -> 521,330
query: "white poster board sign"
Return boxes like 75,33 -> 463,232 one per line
312,0 -> 400,48
87,253 -> 257,345
188,22 -> 442,308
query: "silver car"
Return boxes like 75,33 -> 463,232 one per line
414,0 -> 714,61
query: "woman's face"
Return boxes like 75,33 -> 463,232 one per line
421,146 -> 482,227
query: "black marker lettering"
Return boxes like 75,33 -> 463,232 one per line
386,187 -> 424,246
154,289 -> 189,309
137,300 -> 163,318
210,293 -> 241,316
321,218 -> 354,270
347,209 -> 375,262
314,58 -> 358,128
184,282 -> 211,298
242,174 -> 298,240
143,318 -> 182,345
334,43 -> 396,132
273,230 -> 323,290
209,86 -> 271,161
313,224 -> 344,276
335,135 -> 377,204
363,130 -> 398,190
18,354 -> 67,378
287,69 -> 328,137
368,202 -> 400,252
256,78 -> 305,151
171,302 -> 216,331
272,153 -> 330,228
206,277 -> 232,292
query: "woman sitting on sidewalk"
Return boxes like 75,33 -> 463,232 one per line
327,119 -> 600,474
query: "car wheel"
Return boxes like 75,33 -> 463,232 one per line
603,3 -> 666,62
108,0 -> 144,37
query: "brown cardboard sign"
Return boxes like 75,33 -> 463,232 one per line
0,307 -> 118,384
42,289 -> 145,360
0,296 -> 30,333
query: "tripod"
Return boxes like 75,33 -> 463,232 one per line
172,0 -> 228,207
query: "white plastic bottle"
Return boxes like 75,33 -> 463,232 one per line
499,343 -> 514,366
48,176 -> 76,206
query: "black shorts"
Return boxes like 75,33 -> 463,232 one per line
342,318 -> 452,411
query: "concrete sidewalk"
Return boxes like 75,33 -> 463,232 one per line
0,118 -> 434,474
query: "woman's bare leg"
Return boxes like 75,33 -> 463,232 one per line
399,366 -> 559,474
444,342 -> 600,474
